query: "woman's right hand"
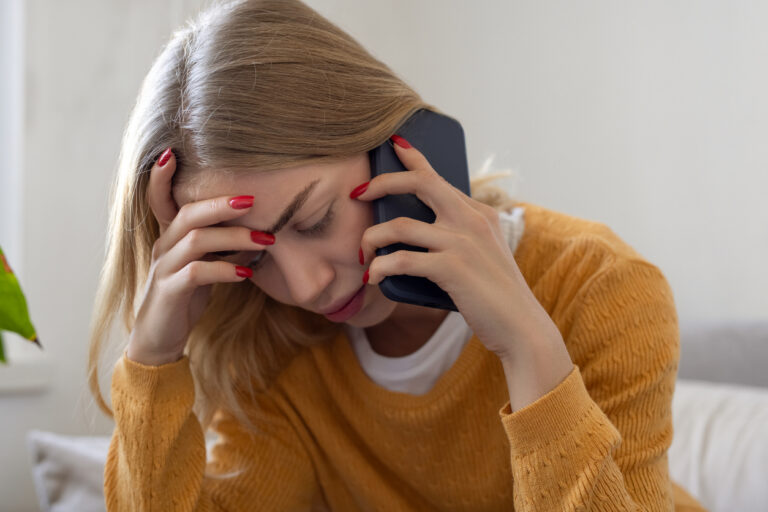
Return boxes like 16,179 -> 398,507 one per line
125,148 -> 274,366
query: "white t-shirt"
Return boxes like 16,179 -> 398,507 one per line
344,206 -> 525,395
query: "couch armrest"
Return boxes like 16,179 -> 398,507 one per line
678,320 -> 768,388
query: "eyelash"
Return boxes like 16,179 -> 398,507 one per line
215,205 -> 335,271
298,205 -> 335,236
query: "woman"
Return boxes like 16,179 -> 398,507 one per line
88,0 -> 707,510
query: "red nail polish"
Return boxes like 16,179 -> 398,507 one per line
229,195 -> 254,209
157,148 -> 173,167
362,269 -> 369,284
359,247 -> 364,265
251,231 -> 275,245
350,181 -> 369,199
390,134 -> 411,149
235,265 -> 253,278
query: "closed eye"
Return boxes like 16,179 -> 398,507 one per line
210,200 -> 336,271
297,200 -> 335,235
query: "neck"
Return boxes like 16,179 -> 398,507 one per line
364,303 -> 451,357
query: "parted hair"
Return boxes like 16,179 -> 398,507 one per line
87,0 -> 516,439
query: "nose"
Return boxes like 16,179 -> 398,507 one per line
272,242 -> 334,310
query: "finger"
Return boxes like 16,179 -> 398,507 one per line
360,216 -> 458,265
166,260 -> 252,297
357,168 -> 476,226
147,147 -> 179,235
159,225 -> 273,275
353,140 -> 473,223
365,248 -> 454,290
391,135 -> 484,217
156,194 -> 256,255
390,134 -> 435,176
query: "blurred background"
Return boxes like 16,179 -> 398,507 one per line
1,0 -> 766,510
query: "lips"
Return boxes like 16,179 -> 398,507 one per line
320,286 -> 363,315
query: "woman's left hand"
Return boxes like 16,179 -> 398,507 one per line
354,135 -> 568,363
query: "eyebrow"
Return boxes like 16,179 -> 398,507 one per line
249,178 -> 321,234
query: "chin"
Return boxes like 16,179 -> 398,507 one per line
343,285 -> 397,328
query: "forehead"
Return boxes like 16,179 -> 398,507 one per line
172,164 -> 316,206
170,153 -> 366,230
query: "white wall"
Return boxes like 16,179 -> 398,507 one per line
0,0 -> 24,269
1,1 -> 210,509
2,1 -> 766,509
310,0 -> 768,324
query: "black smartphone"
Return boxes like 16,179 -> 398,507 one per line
367,108 -> 470,311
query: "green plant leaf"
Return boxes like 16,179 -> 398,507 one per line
0,331 -> 6,364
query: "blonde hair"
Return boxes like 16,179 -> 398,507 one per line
87,0 -> 517,437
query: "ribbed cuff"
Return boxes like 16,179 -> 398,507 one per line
498,364 -> 614,453
112,350 -> 195,405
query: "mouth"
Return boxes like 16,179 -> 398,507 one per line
320,285 -> 365,315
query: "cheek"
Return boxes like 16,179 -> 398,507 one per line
251,272 -> 289,303
348,197 -> 374,236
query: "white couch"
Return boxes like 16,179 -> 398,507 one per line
27,321 -> 768,511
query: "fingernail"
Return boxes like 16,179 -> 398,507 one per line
235,265 -> 253,278
358,247 -> 364,265
350,181 -> 369,199
229,195 -> 254,209
390,134 -> 411,149
158,147 -> 173,167
251,231 -> 275,245
362,269 -> 369,284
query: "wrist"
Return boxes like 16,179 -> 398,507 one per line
125,341 -> 184,367
499,333 -> 574,413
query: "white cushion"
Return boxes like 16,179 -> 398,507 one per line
26,429 -> 218,512
668,379 -> 768,512
26,429 -> 111,512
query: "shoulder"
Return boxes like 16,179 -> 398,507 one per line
509,201 -> 655,281
510,201 -> 644,259
508,202 -> 671,316
509,203 -> 678,371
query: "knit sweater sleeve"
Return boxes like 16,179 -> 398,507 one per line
105,352 -> 321,511
497,258 -> 689,511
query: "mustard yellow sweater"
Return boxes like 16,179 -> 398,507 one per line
105,201 -> 708,511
